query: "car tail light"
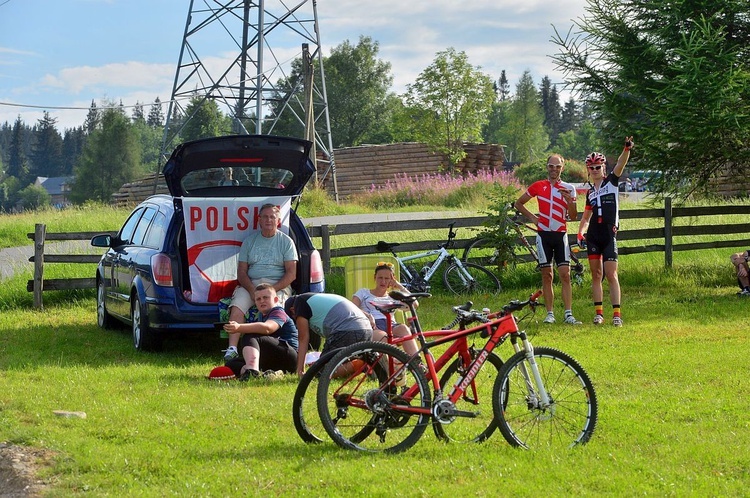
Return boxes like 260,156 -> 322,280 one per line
151,253 -> 173,287
309,249 -> 324,284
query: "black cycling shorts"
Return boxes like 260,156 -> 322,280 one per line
535,231 -> 570,268
586,225 -> 618,262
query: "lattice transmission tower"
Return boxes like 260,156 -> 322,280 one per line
159,0 -> 338,198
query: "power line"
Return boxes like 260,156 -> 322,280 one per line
0,100 -> 170,111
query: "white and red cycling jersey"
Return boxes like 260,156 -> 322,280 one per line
524,179 -> 577,233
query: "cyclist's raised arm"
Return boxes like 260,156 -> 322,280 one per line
613,136 -> 634,177
514,193 -> 538,226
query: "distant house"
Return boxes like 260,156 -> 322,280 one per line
35,176 -> 74,207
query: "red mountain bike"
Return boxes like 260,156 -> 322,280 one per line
315,290 -> 598,453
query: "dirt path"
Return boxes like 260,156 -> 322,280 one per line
0,240 -> 98,282
0,443 -> 54,497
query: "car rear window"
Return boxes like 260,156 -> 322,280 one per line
180,166 -> 294,194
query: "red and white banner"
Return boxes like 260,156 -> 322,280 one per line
182,196 -> 292,303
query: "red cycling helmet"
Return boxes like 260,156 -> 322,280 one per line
585,152 -> 606,166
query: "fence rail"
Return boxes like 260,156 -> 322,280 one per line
25,200 -> 750,308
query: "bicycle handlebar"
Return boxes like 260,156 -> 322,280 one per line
442,290 -> 542,330
499,289 -> 543,315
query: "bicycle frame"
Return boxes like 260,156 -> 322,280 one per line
395,246 -> 452,283
373,299 -> 498,416
371,291 -> 547,417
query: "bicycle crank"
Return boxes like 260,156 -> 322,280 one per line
432,399 -> 479,424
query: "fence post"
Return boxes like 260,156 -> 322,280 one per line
321,224 -> 331,273
664,197 -> 673,268
33,223 -> 46,309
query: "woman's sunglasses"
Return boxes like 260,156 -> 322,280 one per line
588,165 -> 602,171
376,261 -> 394,269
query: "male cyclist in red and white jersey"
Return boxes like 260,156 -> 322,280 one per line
515,154 -> 581,325
577,136 -> 634,326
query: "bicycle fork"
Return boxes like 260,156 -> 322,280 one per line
514,332 -> 553,411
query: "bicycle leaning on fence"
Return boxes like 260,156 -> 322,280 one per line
314,289 -> 599,453
292,291 -> 504,445
377,223 -> 500,295
462,210 -> 585,286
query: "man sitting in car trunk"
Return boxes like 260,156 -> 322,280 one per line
223,203 -> 298,361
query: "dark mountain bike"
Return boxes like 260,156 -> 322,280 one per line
461,211 -> 585,286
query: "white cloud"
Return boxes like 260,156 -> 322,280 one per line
38,61 -> 174,94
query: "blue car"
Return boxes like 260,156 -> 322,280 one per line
91,135 -> 325,350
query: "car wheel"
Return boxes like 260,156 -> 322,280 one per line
96,278 -> 112,329
131,293 -> 161,351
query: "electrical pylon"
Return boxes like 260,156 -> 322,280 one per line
158,0 -> 338,199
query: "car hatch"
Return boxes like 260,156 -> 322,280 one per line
163,135 -> 315,198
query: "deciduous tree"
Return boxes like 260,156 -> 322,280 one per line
404,48 -> 495,166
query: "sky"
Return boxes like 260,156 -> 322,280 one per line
0,0 -> 589,132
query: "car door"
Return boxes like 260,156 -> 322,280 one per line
111,208 -> 145,317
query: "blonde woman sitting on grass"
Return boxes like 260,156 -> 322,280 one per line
351,262 -> 419,357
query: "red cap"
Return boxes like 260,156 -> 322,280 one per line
207,365 -> 236,380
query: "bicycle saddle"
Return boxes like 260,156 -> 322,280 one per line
376,240 -> 399,251
388,290 -> 431,304
371,301 -> 406,315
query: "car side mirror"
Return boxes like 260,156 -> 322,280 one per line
90,234 -> 112,248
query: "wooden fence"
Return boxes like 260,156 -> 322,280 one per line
307,199 -> 750,271
26,201 -> 750,308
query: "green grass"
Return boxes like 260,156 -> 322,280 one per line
2,199 -> 750,495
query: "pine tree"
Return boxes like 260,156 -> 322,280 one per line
31,112 -> 64,178
147,98 -> 165,127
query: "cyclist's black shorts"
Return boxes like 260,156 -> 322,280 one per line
586,224 -> 618,262
535,231 -> 570,268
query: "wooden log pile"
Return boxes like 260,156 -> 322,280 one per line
111,174 -> 169,207
317,142 -> 507,199
710,166 -> 750,197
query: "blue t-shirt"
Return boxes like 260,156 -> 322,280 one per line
262,306 -> 299,350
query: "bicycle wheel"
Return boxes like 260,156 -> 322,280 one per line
316,341 -> 431,453
292,349 -> 341,444
443,262 -> 501,294
492,347 -> 598,449
432,352 -> 503,443
461,238 -> 498,266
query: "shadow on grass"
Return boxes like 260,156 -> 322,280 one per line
1,317 -> 229,371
